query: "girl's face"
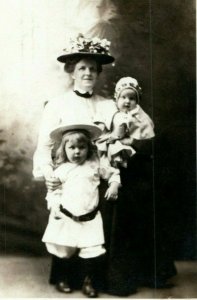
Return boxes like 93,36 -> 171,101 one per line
65,137 -> 89,165
117,89 -> 137,113
72,58 -> 99,91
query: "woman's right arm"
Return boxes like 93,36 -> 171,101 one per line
33,99 -> 61,190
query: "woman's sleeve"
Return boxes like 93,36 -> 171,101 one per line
32,100 -> 59,179
98,99 -> 117,130
107,167 -> 121,185
131,138 -> 154,156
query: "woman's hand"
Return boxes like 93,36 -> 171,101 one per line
104,181 -> 119,201
45,176 -> 61,192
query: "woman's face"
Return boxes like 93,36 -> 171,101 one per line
72,58 -> 99,91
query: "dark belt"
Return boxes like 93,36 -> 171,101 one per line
59,204 -> 99,222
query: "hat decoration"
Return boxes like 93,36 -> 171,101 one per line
114,77 -> 142,102
50,122 -> 102,142
57,34 -> 114,64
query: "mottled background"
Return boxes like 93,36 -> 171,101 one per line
0,0 -> 196,259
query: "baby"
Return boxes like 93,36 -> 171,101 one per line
96,77 -> 155,167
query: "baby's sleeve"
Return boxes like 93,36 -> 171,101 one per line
111,112 -> 132,139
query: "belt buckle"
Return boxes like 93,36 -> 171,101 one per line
72,215 -> 80,222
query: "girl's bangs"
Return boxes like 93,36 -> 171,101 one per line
62,130 -> 90,143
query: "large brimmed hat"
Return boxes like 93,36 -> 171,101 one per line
50,122 -> 102,142
57,34 -> 114,65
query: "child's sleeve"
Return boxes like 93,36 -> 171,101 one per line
99,155 -> 121,186
45,167 -> 64,210
108,167 -> 121,186
45,188 -> 62,210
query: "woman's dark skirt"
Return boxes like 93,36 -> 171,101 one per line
100,151 -> 177,296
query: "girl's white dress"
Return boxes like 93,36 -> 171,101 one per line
42,156 -> 120,249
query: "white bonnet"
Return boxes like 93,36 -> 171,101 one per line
114,77 -> 142,102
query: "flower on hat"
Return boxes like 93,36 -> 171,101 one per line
63,34 -> 112,56
114,77 -> 142,101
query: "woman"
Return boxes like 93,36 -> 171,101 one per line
33,34 -> 117,296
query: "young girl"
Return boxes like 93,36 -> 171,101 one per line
42,122 -> 120,298
96,76 -> 155,167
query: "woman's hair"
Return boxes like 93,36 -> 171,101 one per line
64,57 -> 103,74
54,130 -> 96,167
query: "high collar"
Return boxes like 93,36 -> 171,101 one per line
74,86 -> 93,94
73,86 -> 93,98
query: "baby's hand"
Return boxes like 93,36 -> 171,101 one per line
104,182 -> 119,201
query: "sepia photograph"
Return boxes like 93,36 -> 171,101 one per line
0,0 -> 196,298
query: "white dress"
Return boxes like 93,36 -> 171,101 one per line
42,156 -> 120,249
33,89 -> 117,178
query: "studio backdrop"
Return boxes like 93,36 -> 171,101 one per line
0,0 -> 196,259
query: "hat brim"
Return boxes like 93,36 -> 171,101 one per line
57,52 -> 114,65
50,124 -> 102,142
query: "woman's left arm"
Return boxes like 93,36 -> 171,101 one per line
131,138 -> 154,156
98,98 -> 117,130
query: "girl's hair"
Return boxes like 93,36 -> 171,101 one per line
54,130 -> 96,167
64,57 -> 103,74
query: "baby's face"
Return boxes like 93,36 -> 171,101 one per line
117,89 -> 137,113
